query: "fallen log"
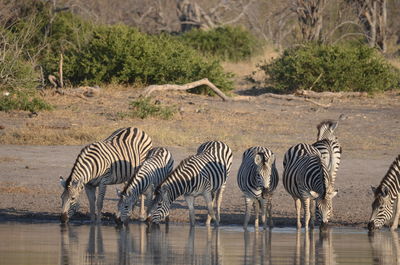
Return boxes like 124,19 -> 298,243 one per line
142,78 -> 230,101
262,93 -> 332,108
296,89 -> 367,99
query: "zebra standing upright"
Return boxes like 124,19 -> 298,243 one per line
59,127 -> 152,223
368,154 -> 400,231
283,143 -> 338,230
147,141 -> 232,227
115,147 -> 174,225
237,146 -> 279,230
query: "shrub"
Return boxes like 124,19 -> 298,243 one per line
0,90 -> 52,112
69,25 -> 233,94
129,97 -> 175,119
180,26 -> 262,61
260,42 -> 400,93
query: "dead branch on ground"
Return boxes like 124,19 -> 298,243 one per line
142,78 -> 230,101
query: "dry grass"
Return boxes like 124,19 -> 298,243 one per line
0,182 -> 31,194
0,156 -> 21,163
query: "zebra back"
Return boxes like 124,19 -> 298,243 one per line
121,147 -> 174,198
283,143 -> 329,200
312,139 -> 341,187
237,146 -> 279,198
65,127 -> 152,190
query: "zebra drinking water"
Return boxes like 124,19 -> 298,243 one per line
283,143 -> 337,230
312,119 -> 342,223
146,141 -> 232,227
115,147 -> 174,225
59,127 -> 152,223
368,154 -> 400,231
237,146 -> 279,230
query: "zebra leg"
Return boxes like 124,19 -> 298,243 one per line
215,184 -> 225,224
85,185 -> 96,222
260,198 -> 267,230
204,192 -> 218,227
294,198 -> 302,229
310,199 -> 316,229
266,194 -> 274,228
243,197 -> 253,230
139,194 -> 146,221
391,197 -> 400,231
254,199 -> 260,230
303,198 -> 311,231
96,184 -> 107,223
185,195 -> 196,227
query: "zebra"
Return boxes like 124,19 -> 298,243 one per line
237,146 -> 279,230
283,143 -> 338,230
115,147 -> 174,226
146,141 -> 233,227
59,127 -> 152,223
368,154 -> 400,231
312,119 -> 342,222
312,119 -> 342,186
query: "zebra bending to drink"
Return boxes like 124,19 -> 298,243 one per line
237,146 -> 279,230
115,147 -> 174,225
59,127 -> 152,223
283,143 -> 338,230
146,141 -> 232,227
368,154 -> 400,231
312,119 -> 342,224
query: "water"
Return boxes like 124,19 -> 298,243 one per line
0,223 -> 399,265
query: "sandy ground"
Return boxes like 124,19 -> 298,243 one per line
0,88 -> 399,228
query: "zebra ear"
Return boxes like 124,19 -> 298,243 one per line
330,121 -> 338,131
310,191 -> 319,199
268,154 -> 275,167
254,153 -> 265,166
381,186 -> 389,197
330,189 -> 338,198
59,176 -> 66,189
116,188 -> 122,198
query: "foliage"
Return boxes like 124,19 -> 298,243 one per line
0,90 -> 52,112
129,97 -> 175,119
66,24 -> 233,93
180,26 -> 262,61
260,42 -> 400,93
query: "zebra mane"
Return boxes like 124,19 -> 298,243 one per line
376,154 -> 400,197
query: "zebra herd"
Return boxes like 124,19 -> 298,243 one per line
59,123 -> 400,232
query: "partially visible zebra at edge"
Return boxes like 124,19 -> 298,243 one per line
146,141 -> 233,227
283,143 -> 337,231
59,127 -> 152,223
237,146 -> 279,230
115,147 -> 174,226
368,154 -> 400,231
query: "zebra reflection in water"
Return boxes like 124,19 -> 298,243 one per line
243,229 -> 273,265
369,231 -> 400,265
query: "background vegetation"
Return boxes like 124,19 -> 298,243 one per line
0,0 -> 399,113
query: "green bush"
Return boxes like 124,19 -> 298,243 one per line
260,42 -> 400,93
69,24 -> 233,94
180,26 -> 262,61
0,90 -> 52,112
129,97 -> 175,119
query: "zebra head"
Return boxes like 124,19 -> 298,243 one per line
368,186 -> 393,231
316,120 -> 338,141
59,176 -> 81,223
313,189 -> 338,225
254,152 -> 275,190
116,189 -> 136,226
146,185 -> 172,225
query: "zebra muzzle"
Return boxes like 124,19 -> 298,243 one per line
367,222 -> 376,231
60,213 -> 69,224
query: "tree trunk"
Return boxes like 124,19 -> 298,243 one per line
294,0 -> 326,42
